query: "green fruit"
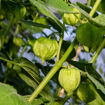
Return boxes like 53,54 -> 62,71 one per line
33,37 -> 58,63
76,82 -> 96,103
76,22 -> 104,52
62,8 -> 81,26
13,37 -> 23,47
58,67 -> 81,93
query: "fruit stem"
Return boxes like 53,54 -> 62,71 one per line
28,38 -> 76,102
42,60 -> 45,65
89,0 -> 102,17
89,38 -> 105,63
56,36 -> 63,64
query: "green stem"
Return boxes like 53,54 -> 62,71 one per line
56,36 -> 63,64
89,0 -> 102,17
5,15 -> 14,36
14,24 -> 19,36
28,38 -> 76,102
87,0 -> 91,7
0,57 -> 20,66
89,38 -> 105,63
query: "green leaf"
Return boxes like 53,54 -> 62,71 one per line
29,0 -> 64,32
77,2 -> 98,17
31,97 -> 47,105
0,82 -> 31,105
21,20 -> 50,29
76,22 -> 104,51
13,57 -> 53,101
94,14 -> 105,26
86,72 -> 105,94
46,0 -> 72,13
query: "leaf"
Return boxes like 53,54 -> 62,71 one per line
76,22 -> 104,51
29,0 -> 64,32
86,72 -> 105,94
21,20 -> 50,29
94,14 -> 105,26
46,0 -> 72,13
18,73 -> 53,101
31,97 -> 47,105
0,82 -> 31,105
13,57 -> 53,101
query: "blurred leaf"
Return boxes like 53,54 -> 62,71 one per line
21,20 -> 50,29
86,72 -> 105,94
0,82 -> 31,105
46,0 -> 72,13
13,57 -> 53,101
29,0 -> 64,32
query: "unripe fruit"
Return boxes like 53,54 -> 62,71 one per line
62,8 -> 81,26
58,67 -> 81,93
76,82 -> 96,103
33,37 -> 58,63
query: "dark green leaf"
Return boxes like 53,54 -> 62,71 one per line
86,72 -> 105,94
76,22 -> 104,51
29,0 -> 64,32
21,20 -> 50,29
0,82 -> 31,105
13,57 -> 54,101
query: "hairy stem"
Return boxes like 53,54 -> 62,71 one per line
28,39 -> 76,102
89,38 -> 105,63
89,0 -> 102,17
